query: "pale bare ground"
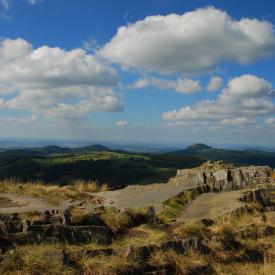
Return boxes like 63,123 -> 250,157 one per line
97,182 -> 197,212
177,190 -> 246,222
0,183 -> 247,216
0,193 -> 77,214
0,182 -> 195,214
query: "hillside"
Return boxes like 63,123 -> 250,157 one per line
0,145 -> 203,187
171,143 -> 275,168
0,161 -> 274,274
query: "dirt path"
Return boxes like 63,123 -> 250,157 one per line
0,193 -> 73,214
97,182 -> 196,212
0,184 -> 247,218
177,190 -> 245,222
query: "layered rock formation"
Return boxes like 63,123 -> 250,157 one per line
169,160 -> 273,192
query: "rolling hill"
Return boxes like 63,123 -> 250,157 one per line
0,145 -> 203,187
171,143 -> 275,168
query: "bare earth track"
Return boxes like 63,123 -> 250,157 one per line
97,182 -> 195,212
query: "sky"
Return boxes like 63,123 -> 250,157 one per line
0,0 -> 275,146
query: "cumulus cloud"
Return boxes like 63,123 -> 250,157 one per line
100,7 -> 275,75
82,37 -> 100,53
265,117 -> 275,125
207,76 -> 223,91
221,117 -> 250,126
116,120 -> 129,127
0,38 -> 123,122
131,77 -> 200,94
162,74 -> 275,128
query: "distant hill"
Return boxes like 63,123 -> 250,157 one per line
170,143 -> 275,168
0,145 -> 203,186
184,143 -> 212,154
75,144 -> 110,152
40,145 -> 70,154
0,144 -> 111,157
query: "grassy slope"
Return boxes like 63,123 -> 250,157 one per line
0,149 -> 203,187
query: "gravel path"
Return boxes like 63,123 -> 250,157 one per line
0,193 -> 76,214
177,190 -> 245,221
97,182 -> 196,212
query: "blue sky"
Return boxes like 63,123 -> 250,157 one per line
0,0 -> 275,145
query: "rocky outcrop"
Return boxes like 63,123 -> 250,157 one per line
169,161 -> 273,192
0,210 -> 113,254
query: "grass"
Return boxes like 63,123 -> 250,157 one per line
0,202 -> 273,275
0,244 -> 75,275
172,220 -> 210,239
148,249 -> 210,274
212,262 -> 275,275
79,254 -> 140,275
99,207 -> 132,233
0,178 -> 107,205
159,188 -> 200,221
112,224 -> 169,247
71,179 -> 108,192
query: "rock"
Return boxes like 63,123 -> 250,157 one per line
240,189 -> 271,206
126,206 -> 157,226
0,221 -> 8,236
263,205 -> 275,212
76,213 -> 107,226
11,232 -> 37,245
169,161 -> 272,192
201,218 -> 215,227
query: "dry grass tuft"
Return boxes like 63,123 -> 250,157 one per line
80,254 -> 139,275
148,249 -> 209,274
0,178 -> 107,205
0,244 -> 75,275
172,220 -> 209,239
99,208 -> 132,233
113,224 -> 169,247
71,179 -> 108,193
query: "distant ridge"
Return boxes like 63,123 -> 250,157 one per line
76,144 -> 110,152
41,145 -> 70,154
184,143 -> 212,153
0,144 -> 110,157
170,143 -> 275,168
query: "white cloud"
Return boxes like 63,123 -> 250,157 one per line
265,117 -> 275,125
207,76 -> 223,91
131,77 -> 200,94
82,37 -> 100,53
162,74 -> 275,128
221,117 -> 250,126
2,114 -> 37,123
0,38 -> 123,122
116,120 -> 129,127
0,0 -> 11,9
100,7 -> 275,74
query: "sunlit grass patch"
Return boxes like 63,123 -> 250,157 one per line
0,178 -> 105,205
148,249 -> 210,274
159,188 -> 200,221
71,179 -> 108,193
112,224 -> 169,247
79,254 -> 140,275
